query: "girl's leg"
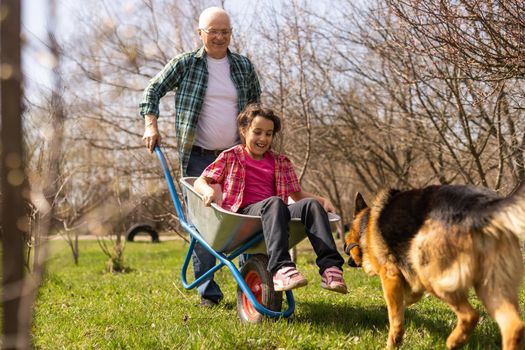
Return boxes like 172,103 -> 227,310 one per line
241,197 -> 308,291
288,198 -> 344,275
240,196 -> 294,273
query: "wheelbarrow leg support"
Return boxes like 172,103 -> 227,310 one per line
180,222 -> 295,319
180,237 -> 226,290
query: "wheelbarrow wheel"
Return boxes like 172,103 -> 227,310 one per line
236,254 -> 283,323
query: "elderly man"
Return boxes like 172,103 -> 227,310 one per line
139,7 -> 261,307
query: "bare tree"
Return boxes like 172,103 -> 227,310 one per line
387,0 -> 525,83
97,179 -> 132,273
51,1 -> 208,243
304,0 -> 524,198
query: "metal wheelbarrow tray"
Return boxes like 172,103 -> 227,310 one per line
155,146 -> 340,323
181,177 -> 340,254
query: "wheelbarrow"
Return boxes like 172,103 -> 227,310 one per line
155,146 -> 340,323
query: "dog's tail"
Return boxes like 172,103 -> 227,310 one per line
489,181 -> 525,241
480,182 -> 525,295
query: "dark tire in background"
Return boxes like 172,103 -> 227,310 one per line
126,223 -> 160,243
236,254 -> 283,323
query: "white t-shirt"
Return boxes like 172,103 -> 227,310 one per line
194,56 -> 239,150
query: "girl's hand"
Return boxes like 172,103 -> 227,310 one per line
290,191 -> 337,213
319,197 -> 336,213
202,184 -> 223,207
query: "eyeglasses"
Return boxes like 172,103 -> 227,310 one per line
200,28 -> 232,37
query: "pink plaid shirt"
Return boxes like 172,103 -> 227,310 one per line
201,145 -> 301,212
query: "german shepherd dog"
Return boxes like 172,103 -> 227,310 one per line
344,184 -> 525,349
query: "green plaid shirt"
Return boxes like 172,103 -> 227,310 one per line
139,46 -> 261,174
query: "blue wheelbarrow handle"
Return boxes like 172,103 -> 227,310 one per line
154,145 -> 186,223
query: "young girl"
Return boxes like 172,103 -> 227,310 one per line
194,104 -> 347,293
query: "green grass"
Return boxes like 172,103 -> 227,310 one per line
34,239 -> 524,349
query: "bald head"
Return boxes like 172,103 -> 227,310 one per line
198,7 -> 232,59
198,7 -> 231,29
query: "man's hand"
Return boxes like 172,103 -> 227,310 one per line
143,114 -> 161,153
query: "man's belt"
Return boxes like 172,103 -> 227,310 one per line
191,145 -> 225,157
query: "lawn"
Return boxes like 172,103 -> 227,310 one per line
33,238 -> 524,349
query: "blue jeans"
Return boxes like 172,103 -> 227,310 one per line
186,150 -> 248,302
186,151 -> 224,302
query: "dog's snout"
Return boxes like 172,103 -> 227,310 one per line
347,257 -> 358,267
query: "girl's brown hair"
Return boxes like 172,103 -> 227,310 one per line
237,103 -> 282,144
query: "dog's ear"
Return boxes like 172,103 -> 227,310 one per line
354,192 -> 368,216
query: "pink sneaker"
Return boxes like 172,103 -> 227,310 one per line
321,267 -> 348,294
272,266 -> 308,292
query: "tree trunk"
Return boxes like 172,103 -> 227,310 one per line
1,0 -> 29,348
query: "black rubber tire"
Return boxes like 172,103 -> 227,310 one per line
126,223 -> 160,243
236,254 -> 283,323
